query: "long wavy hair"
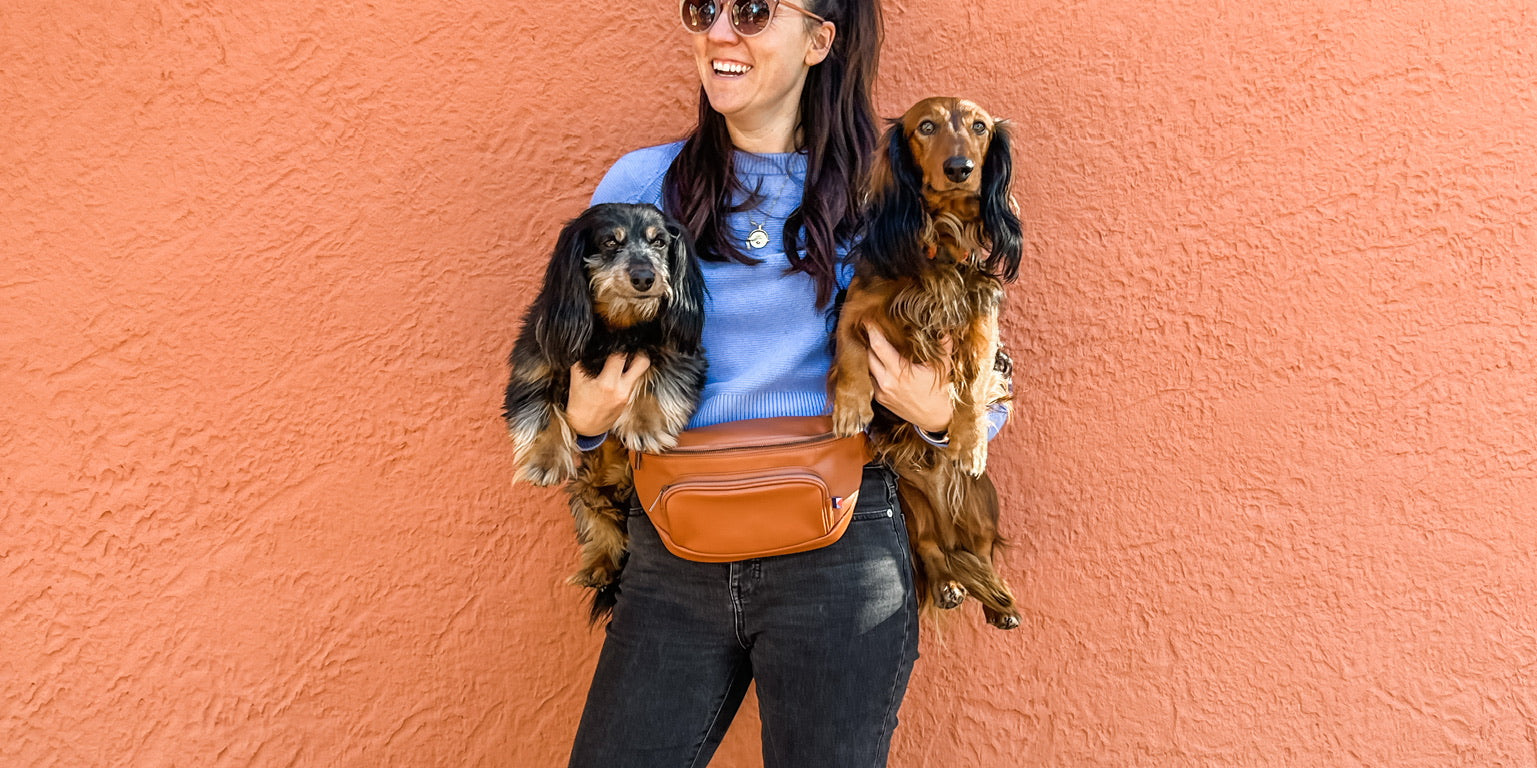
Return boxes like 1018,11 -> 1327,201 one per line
662,0 -> 882,308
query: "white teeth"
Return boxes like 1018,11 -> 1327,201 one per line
712,60 -> 751,75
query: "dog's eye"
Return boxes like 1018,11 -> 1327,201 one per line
650,235 -> 667,248
972,120 -> 987,134
602,237 -> 619,249
917,120 -> 936,135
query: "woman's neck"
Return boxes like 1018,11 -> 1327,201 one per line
725,111 -> 801,154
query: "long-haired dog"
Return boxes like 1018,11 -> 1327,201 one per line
831,97 -> 1024,629
504,202 -> 706,622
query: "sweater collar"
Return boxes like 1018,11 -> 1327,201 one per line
732,149 -> 807,177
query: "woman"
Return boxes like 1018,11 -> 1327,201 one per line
562,1 -> 968,764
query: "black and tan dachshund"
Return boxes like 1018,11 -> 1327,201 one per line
831,97 -> 1024,629
504,202 -> 706,622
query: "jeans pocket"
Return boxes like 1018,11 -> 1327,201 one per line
850,506 -> 895,523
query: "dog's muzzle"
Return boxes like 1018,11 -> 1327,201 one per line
627,259 -> 657,291
943,156 -> 975,183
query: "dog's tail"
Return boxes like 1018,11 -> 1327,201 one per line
587,582 -> 620,626
584,546 -> 628,626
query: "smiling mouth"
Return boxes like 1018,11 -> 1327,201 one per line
712,60 -> 752,77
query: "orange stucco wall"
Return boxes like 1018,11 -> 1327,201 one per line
5,1 -> 1535,766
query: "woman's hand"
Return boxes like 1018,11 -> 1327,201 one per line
566,353 -> 651,436
866,325 -> 953,435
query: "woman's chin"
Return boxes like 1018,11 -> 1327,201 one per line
702,86 -> 751,117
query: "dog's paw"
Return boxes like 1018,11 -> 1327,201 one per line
937,581 -> 968,609
948,441 -> 988,478
516,427 -> 579,485
832,402 -> 873,438
516,459 -> 575,487
618,430 -> 676,455
568,563 -> 618,590
986,609 -> 1021,630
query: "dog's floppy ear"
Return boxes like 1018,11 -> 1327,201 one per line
661,220 -> 706,351
860,118 -> 928,281
980,121 -> 1023,283
533,210 -> 597,365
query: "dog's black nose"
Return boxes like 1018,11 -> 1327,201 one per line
943,157 -> 975,182
629,267 -> 656,291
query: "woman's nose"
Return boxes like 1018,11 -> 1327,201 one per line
705,8 -> 741,42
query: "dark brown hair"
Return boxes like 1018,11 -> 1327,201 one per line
662,0 -> 882,307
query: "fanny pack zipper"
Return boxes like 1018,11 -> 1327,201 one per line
633,433 -> 842,469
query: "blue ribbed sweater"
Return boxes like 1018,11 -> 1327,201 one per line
591,143 -> 846,429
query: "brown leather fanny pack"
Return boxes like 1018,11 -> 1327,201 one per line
631,416 -> 874,563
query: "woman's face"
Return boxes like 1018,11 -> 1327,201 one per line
689,0 -> 834,145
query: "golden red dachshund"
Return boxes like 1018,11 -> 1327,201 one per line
831,97 -> 1023,629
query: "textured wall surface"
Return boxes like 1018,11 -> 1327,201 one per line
4,1 -> 1535,766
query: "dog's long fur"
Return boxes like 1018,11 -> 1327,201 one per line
504,203 -> 706,622
831,97 -> 1023,629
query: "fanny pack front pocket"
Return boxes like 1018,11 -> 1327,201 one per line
632,416 -> 872,563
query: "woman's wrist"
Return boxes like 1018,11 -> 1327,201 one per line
906,402 -> 952,435
565,407 -> 613,438
563,393 -> 614,436
914,424 -> 949,445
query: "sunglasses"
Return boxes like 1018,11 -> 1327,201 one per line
680,0 -> 827,38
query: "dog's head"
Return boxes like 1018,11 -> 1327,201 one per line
535,203 -> 704,359
864,97 -> 1023,282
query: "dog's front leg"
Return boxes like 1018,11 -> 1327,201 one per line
831,285 -> 881,438
507,360 -> 577,482
611,356 -> 701,453
946,310 -> 1000,477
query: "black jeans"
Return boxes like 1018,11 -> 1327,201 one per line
567,463 -> 920,768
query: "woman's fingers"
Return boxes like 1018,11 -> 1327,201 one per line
615,352 -> 651,389
566,353 -> 648,435
862,324 -> 954,434
865,325 -> 900,388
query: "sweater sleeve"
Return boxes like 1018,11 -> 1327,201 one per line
589,143 -> 680,207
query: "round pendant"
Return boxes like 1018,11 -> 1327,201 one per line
746,223 -> 769,249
